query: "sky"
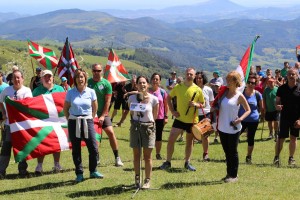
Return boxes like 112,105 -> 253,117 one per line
2,0 -> 300,14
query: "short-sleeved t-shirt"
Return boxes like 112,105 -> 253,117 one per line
149,88 -> 167,120
276,84 -> 300,121
263,87 -> 278,112
198,85 -> 214,115
32,84 -> 65,97
87,78 -> 112,116
239,91 -> 262,122
0,85 -> 32,124
65,87 -> 97,116
169,83 -> 204,123
128,93 -> 159,122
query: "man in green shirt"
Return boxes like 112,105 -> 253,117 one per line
280,61 -> 289,78
263,78 -> 279,140
32,69 -> 65,174
88,64 -> 123,167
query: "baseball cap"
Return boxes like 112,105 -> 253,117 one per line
215,81 -> 222,86
61,77 -> 67,82
170,71 -> 176,74
36,67 -> 42,71
41,70 -> 53,77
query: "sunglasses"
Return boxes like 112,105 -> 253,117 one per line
93,70 -> 102,73
247,81 -> 256,85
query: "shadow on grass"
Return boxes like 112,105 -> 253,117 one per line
3,168 -> 74,179
161,180 -> 223,190
67,184 -> 135,198
0,180 -> 76,195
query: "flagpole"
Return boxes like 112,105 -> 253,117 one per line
30,58 -> 35,75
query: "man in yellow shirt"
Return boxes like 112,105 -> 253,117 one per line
159,67 -> 204,171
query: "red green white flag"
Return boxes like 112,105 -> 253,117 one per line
103,49 -> 130,83
57,37 -> 80,86
28,40 -> 58,69
5,92 -> 102,162
236,35 -> 259,92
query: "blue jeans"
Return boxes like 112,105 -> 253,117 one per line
219,130 -> 240,178
68,119 -> 98,175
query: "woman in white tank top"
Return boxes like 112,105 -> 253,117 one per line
217,71 -> 250,183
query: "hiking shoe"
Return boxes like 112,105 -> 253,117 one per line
35,164 -> 43,175
53,163 -> 63,173
142,178 -> 151,189
156,154 -> 162,160
203,153 -> 210,162
177,136 -> 184,142
214,138 -> 219,143
268,133 -> 274,140
184,162 -> 196,171
115,157 -> 124,167
159,161 -> 171,170
288,157 -> 296,165
75,174 -> 84,182
221,175 -> 229,181
246,156 -> 252,164
273,156 -> 280,166
135,175 -> 141,189
224,177 -> 238,183
90,171 -> 104,179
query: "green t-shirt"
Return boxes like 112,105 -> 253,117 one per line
281,68 -> 287,77
263,86 -> 278,112
32,84 -> 65,97
87,78 -> 112,116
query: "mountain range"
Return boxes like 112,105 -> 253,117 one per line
0,0 -> 300,71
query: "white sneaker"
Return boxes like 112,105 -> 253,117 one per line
142,178 -> 151,189
115,157 -> 124,167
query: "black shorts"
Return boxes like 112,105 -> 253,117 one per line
172,119 -> 193,134
265,111 -> 279,121
114,98 -> 126,110
102,116 -> 113,129
279,119 -> 300,138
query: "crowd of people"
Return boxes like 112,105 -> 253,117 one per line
0,61 -> 299,188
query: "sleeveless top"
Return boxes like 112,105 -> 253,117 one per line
218,91 -> 242,134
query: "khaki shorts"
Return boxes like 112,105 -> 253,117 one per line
130,121 -> 156,148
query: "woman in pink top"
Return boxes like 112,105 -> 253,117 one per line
149,73 -> 168,160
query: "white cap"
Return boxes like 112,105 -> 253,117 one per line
41,70 -> 53,77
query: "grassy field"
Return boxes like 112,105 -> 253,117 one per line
0,112 -> 299,200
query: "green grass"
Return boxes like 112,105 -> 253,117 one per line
0,113 -> 298,200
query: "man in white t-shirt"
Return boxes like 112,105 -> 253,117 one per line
0,70 -> 32,178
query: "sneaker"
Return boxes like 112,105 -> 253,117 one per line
156,154 -> 162,160
135,175 -> 140,189
35,164 -> 43,175
224,177 -> 238,183
115,157 -> 124,167
177,136 -> 184,142
246,156 -> 252,164
214,138 -> 219,143
288,157 -> 296,165
273,156 -> 280,166
268,133 -> 274,139
203,153 -> 210,162
221,175 -> 229,181
113,123 -> 122,127
75,174 -> 84,182
19,170 -> 29,177
159,161 -> 171,170
90,171 -> 104,179
184,162 -> 196,171
194,139 -> 202,144
53,163 -> 63,173
142,178 -> 151,189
